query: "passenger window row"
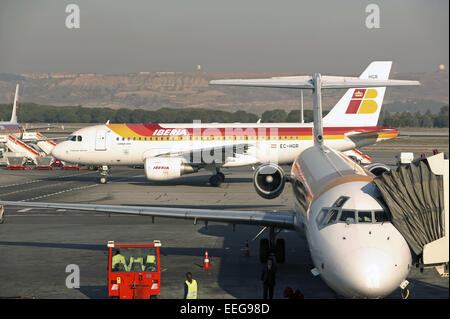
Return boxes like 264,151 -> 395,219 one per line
316,208 -> 389,230
114,135 -> 308,142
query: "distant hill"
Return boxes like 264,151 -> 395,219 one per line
0,71 -> 447,115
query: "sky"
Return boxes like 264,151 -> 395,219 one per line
0,0 -> 448,74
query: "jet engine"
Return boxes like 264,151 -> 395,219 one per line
365,163 -> 391,176
253,163 -> 286,199
144,157 -> 197,181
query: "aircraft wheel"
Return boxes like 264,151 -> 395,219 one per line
259,238 -> 270,263
275,238 -> 286,264
209,175 -> 222,187
99,176 -> 108,184
217,172 -> 225,182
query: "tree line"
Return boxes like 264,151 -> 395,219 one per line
378,106 -> 448,128
0,102 -> 448,127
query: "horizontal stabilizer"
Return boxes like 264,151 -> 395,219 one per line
345,128 -> 398,142
210,76 -> 420,90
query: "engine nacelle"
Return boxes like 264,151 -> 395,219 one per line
144,157 -> 197,181
365,163 -> 391,176
253,163 -> 286,199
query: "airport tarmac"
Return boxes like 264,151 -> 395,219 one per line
0,143 -> 448,299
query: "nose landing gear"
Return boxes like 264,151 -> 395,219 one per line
99,165 -> 110,184
258,227 -> 286,264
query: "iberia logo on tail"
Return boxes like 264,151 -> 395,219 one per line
345,89 -> 378,114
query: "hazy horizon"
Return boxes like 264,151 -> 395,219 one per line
0,0 -> 448,75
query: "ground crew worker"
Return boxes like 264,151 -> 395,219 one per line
129,255 -> 144,272
144,254 -> 157,271
184,272 -> 198,299
261,258 -> 277,299
112,250 -> 127,271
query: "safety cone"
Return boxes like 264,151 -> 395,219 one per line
203,251 -> 211,269
244,240 -> 250,257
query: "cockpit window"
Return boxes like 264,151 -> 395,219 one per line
374,211 -> 389,223
67,135 -> 83,141
358,211 -> 372,223
323,209 -> 339,225
316,199 -> 391,230
339,210 -> 356,224
315,209 -> 326,226
316,209 -> 340,230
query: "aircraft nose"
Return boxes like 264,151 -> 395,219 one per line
341,248 -> 410,298
51,143 -> 66,160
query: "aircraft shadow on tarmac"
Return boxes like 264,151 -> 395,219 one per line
0,223 -> 332,299
127,174 -> 253,187
1,224 -> 448,299
30,169 -> 254,186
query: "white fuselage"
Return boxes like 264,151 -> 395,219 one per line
51,123 -> 396,170
290,145 -> 411,298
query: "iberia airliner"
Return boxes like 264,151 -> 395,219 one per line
0,71 -> 421,298
51,62 -> 405,186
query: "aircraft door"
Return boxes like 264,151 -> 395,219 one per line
95,130 -> 107,151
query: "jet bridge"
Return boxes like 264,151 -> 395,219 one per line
373,152 -> 449,276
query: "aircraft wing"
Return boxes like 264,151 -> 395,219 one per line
0,201 -> 296,230
150,142 -> 256,165
24,125 -> 61,131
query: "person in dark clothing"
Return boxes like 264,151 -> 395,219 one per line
261,258 -> 277,299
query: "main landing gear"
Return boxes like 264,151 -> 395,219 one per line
259,227 -> 285,264
209,170 -> 225,187
99,165 -> 110,184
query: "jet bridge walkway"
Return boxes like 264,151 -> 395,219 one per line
374,152 -> 449,276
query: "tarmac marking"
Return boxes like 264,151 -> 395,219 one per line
21,184 -> 100,202
0,179 -> 79,197
0,171 -> 97,189
18,174 -> 145,202
17,208 -> 32,213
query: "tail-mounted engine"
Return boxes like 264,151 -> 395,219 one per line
253,163 -> 286,199
365,163 -> 391,176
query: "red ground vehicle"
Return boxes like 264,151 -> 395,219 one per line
107,240 -> 161,299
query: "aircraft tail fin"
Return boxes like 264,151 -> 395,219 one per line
323,61 -> 392,127
10,84 -> 19,124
